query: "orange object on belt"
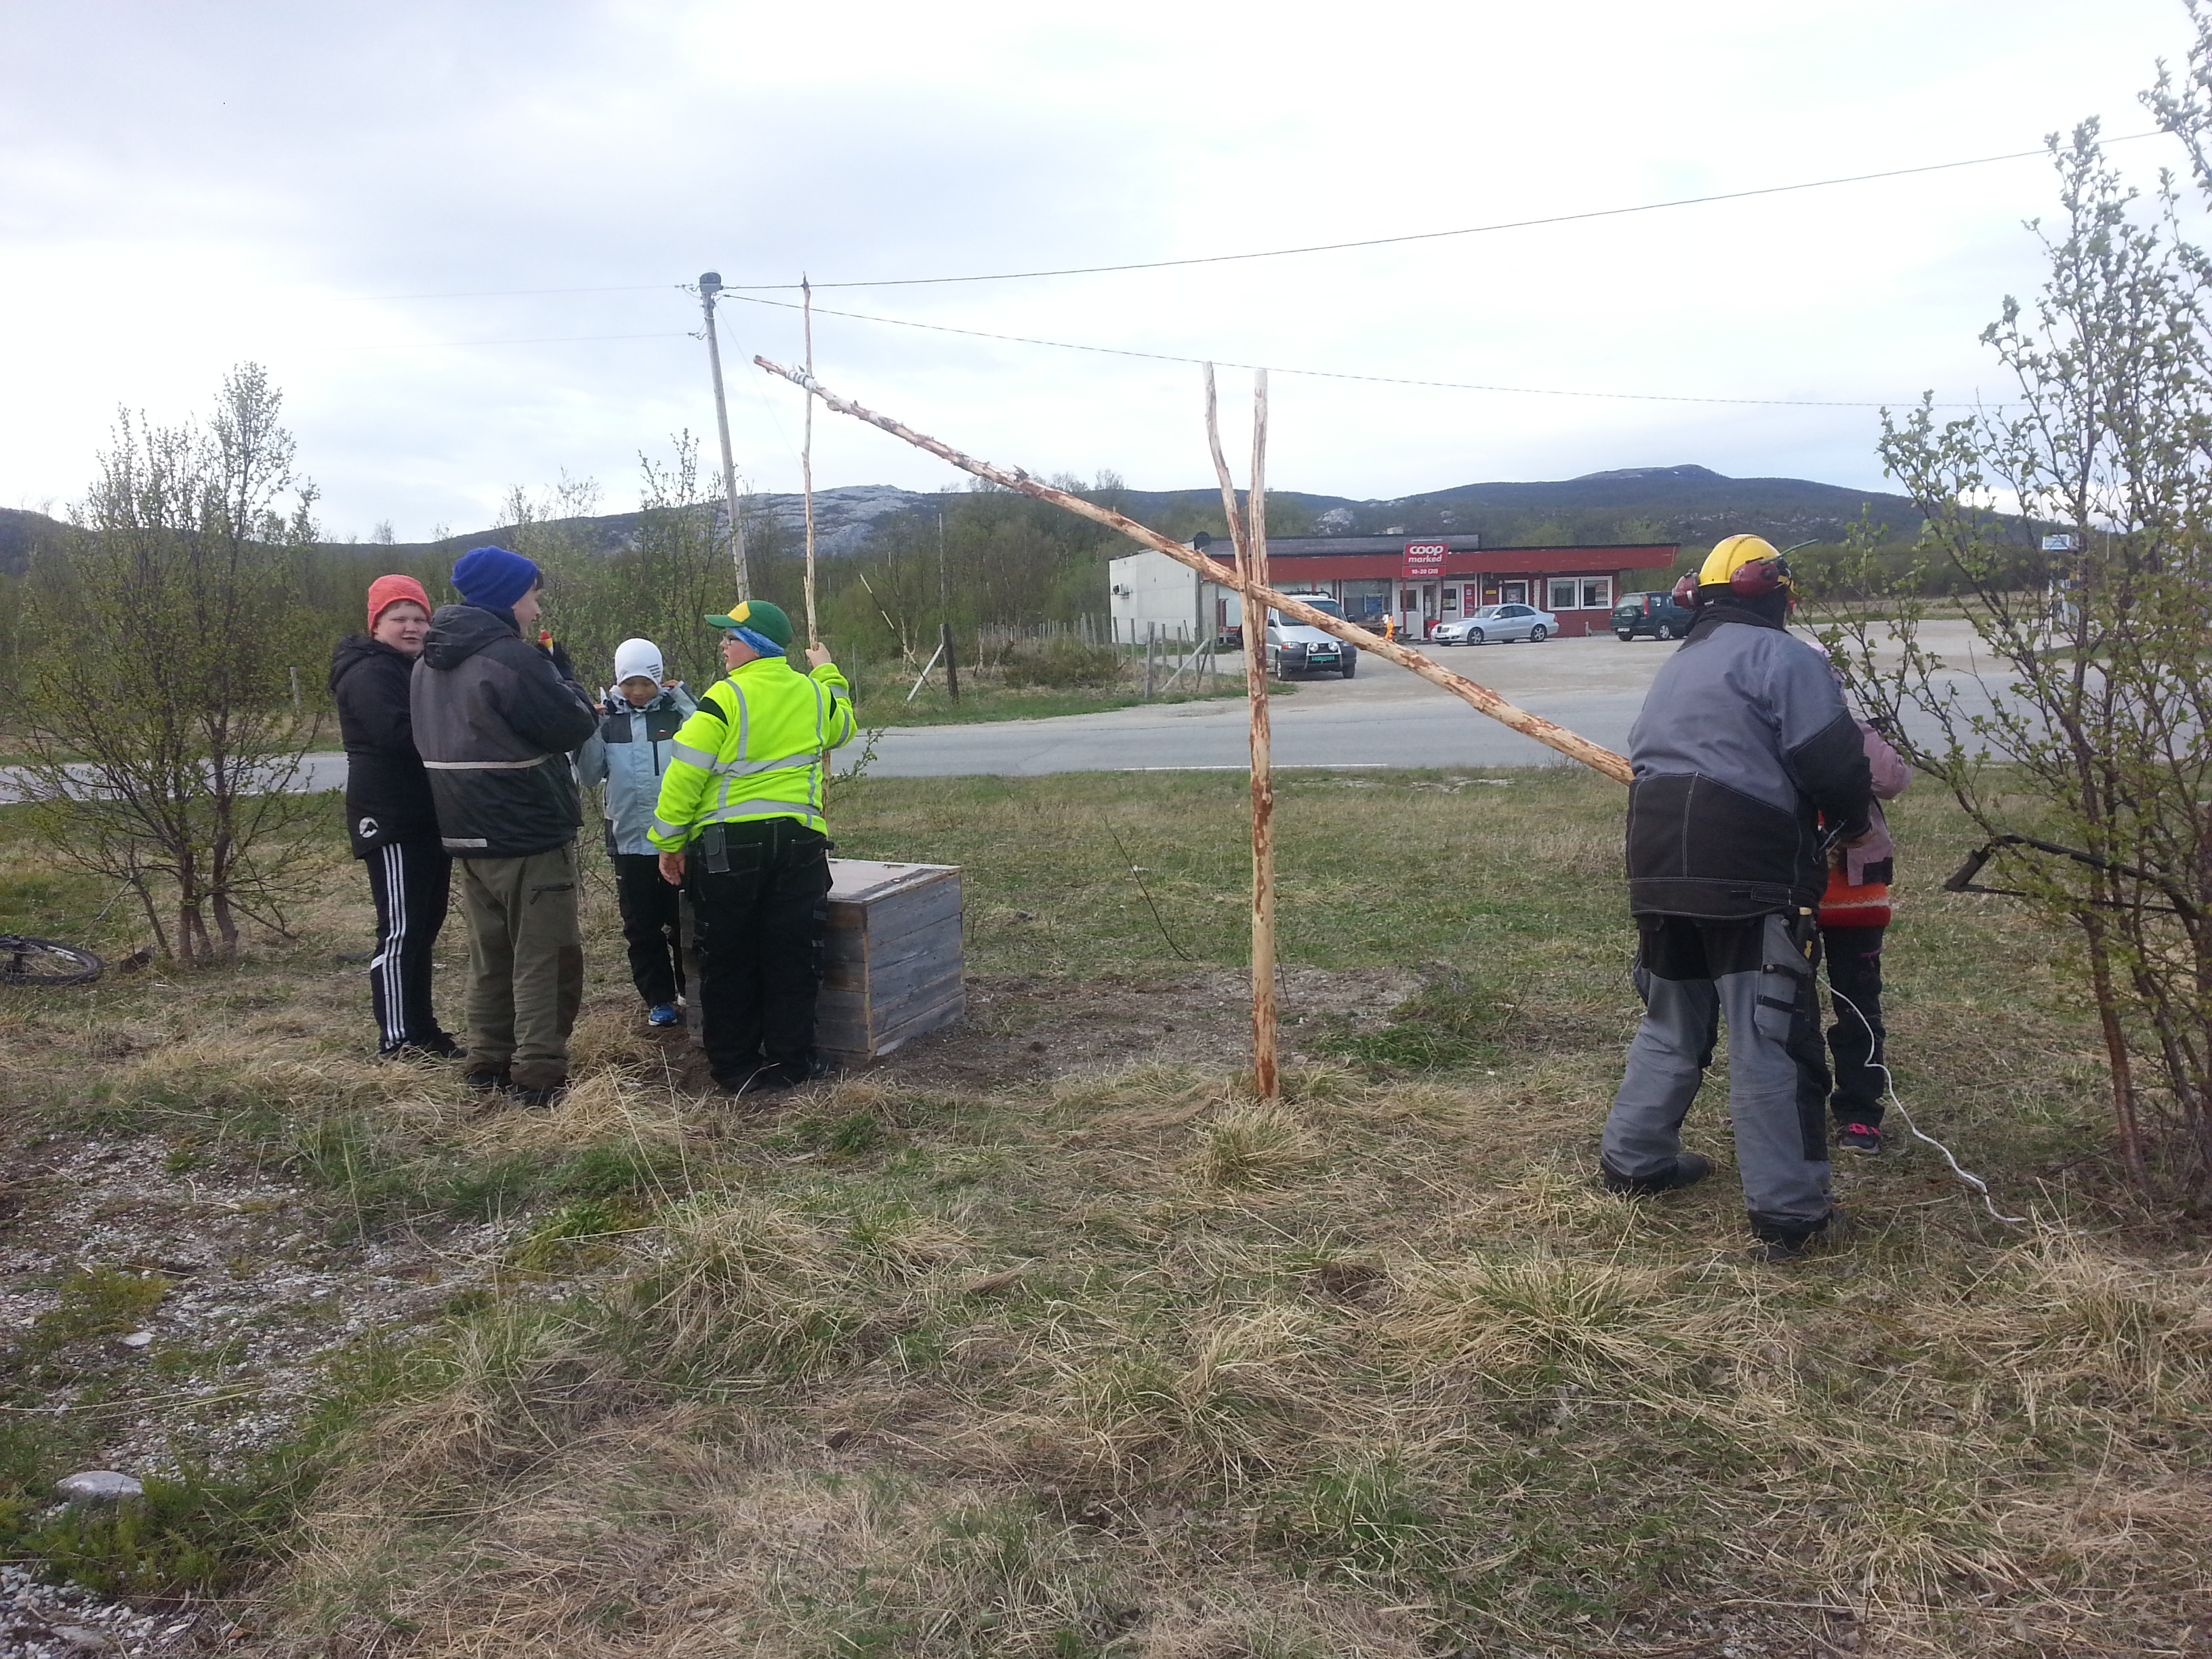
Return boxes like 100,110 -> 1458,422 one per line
1820,871 -> 1892,930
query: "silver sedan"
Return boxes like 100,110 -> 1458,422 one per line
1431,602 -> 1557,644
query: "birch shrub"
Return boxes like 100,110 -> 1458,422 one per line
11,365 -> 326,964
1815,56 -> 2212,1194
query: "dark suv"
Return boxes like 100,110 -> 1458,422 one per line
1612,590 -> 1694,641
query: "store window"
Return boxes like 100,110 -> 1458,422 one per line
1548,577 -> 1579,611
1580,577 -> 1612,609
1337,577 -> 1391,619
1442,588 -> 1460,612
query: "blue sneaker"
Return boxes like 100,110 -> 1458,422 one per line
647,1003 -> 682,1029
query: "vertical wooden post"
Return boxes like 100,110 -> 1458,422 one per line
1145,621 -> 1156,697
1206,364 -> 1277,1104
941,621 -> 960,703
800,276 -> 820,648
1246,373 -> 1277,1103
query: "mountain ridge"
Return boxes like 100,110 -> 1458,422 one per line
0,466 -> 1927,576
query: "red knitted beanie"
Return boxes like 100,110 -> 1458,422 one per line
366,573 -> 432,633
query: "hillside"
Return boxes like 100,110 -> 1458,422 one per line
405,466 -> 1923,558
0,466 -> 1928,575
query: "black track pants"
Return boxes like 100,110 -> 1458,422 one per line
364,839 -> 453,1051
686,819 -> 832,1087
612,852 -> 689,1007
1819,923 -> 1887,1124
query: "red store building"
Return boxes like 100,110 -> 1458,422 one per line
1189,534 -> 1683,640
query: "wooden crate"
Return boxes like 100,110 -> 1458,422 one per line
817,859 -> 964,1063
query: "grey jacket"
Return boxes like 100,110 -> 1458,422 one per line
1624,605 -> 1874,920
575,683 -> 699,857
409,604 -> 599,859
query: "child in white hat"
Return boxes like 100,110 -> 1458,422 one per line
575,638 -> 697,1027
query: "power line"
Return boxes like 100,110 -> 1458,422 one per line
333,283 -> 683,303
727,131 -> 2167,291
314,329 -> 691,351
330,129 -> 2165,303
724,291 -> 1987,409
291,294 -> 1985,409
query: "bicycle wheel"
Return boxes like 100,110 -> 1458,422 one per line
0,935 -> 106,987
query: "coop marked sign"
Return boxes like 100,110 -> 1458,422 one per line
1402,541 -> 1448,579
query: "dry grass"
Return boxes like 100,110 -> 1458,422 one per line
3,774 -> 2208,1655
251,1039 -> 2212,1656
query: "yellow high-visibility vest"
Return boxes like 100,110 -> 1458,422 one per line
647,656 -> 857,847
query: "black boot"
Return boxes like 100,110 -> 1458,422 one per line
1599,1152 -> 1711,1196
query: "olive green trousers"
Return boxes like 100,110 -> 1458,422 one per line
457,842 -> 583,1088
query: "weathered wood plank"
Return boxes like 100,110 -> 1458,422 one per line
819,857 -> 965,1060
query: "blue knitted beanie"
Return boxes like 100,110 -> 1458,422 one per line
451,546 -> 541,610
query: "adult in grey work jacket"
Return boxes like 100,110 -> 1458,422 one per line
1599,534 -> 1873,1262
409,546 -> 599,1103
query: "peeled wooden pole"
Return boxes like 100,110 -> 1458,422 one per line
753,356 -> 1635,785
1207,364 -> 1278,1103
800,278 -> 821,647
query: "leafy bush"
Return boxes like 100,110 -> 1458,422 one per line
997,640 -> 1124,690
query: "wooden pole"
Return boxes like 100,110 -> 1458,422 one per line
753,355 -> 1633,784
1210,367 -> 1279,1104
941,620 -> 960,703
800,276 -> 820,647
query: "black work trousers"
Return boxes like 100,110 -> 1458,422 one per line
686,818 -> 833,1088
363,838 -> 453,1052
1819,923 -> 1887,1124
611,852 -> 689,1007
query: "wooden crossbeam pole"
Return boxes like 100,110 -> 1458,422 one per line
752,356 -> 1633,786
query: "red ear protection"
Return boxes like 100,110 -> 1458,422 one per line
1728,557 -> 1792,598
1671,573 -> 1698,607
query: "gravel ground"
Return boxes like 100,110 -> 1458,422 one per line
1,1131 -> 516,1475
0,1564 -> 215,1656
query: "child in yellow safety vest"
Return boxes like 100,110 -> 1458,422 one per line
1820,709 -> 1912,1155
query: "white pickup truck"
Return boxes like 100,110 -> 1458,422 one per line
1266,595 -> 1359,679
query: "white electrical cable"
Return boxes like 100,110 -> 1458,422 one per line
1823,976 -> 2029,1225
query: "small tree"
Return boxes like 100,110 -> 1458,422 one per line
627,434 -> 745,693
1814,26 -> 2212,1193
12,365 -> 327,964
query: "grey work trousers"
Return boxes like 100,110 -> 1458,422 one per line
457,842 -> 585,1089
1601,912 -> 1834,1239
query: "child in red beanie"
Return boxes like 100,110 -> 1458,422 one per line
329,573 -> 459,1059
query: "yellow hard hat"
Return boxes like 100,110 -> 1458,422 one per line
1699,534 -> 1782,587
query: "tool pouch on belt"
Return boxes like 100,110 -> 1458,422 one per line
702,821 -> 729,875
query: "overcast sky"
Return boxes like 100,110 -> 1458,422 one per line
1,0 -> 2200,539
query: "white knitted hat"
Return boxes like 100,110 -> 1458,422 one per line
613,637 -> 663,686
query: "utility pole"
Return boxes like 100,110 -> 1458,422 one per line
697,272 -> 750,599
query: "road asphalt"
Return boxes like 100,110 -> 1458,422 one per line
5,622 -> 2002,800
843,634 -> 1662,776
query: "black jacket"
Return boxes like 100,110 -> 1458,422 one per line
1623,602 -> 1874,920
329,636 -> 441,857
408,605 -> 598,859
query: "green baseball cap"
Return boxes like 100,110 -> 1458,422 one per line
703,599 -> 794,648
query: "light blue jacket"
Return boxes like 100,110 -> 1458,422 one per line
575,684 -> 699,856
